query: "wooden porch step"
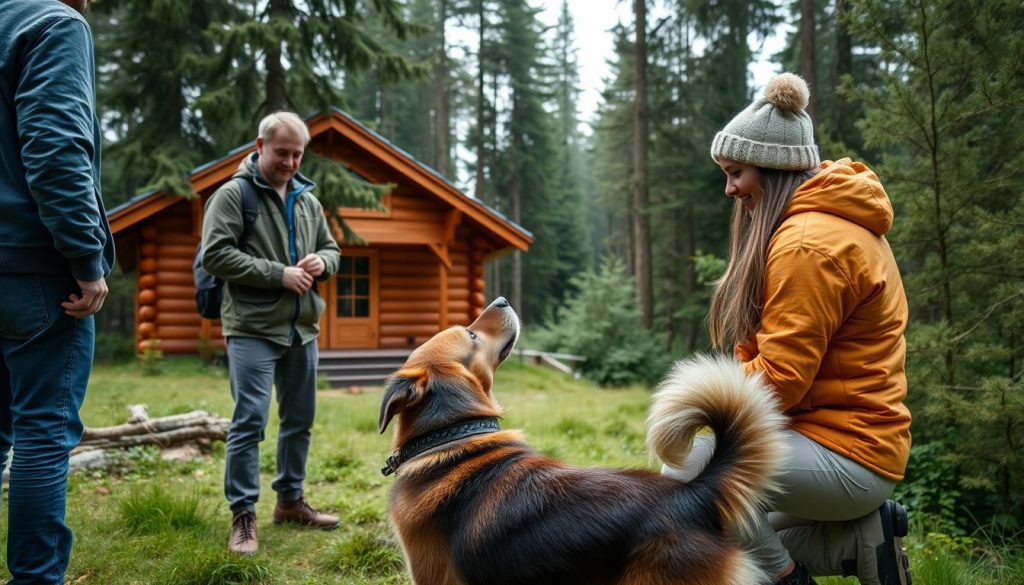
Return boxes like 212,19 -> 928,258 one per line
319,349 -> 414,359
318,349 -> 412,389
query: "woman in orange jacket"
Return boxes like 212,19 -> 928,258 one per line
663,73 -> 913,585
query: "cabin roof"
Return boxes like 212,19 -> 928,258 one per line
108,108 -> 532,251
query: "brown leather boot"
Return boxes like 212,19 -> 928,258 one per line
272,497 -> 339,530
228,510 -> 258,555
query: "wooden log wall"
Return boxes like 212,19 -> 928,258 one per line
132,197 -> 494,353
468,234 -> 488,320
135,201 -> 224,354
453,227 -> 487,323
376,233 -> 485,349
378,246 -> 440,349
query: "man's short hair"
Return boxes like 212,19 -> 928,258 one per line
258,111 -> 311,145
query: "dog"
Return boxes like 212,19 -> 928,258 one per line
379,297 -> 788,585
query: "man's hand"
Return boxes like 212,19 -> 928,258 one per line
282,265 -> 314,294
61,277 -> 108,318
296,253 -> 325,278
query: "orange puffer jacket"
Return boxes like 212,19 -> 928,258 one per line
740,158 -> 911,481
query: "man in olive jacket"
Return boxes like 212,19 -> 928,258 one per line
201,112 -> 341,555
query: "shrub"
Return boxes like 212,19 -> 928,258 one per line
895,442 -> 965,536
531,257 -> 671,386
94,331 -> 136,363
138,337 -> 164,375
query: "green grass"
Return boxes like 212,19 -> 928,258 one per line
0,356 -> 1019,583
117,483 -> 211,536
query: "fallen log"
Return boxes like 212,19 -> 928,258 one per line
79,410 -> 221,442
1,406 -> 232,483
70,406 -> 229,470
75,422 -> 229,451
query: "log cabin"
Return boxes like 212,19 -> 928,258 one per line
107,109 -> 532,385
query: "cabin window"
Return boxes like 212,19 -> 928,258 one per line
336,255 -> 371,318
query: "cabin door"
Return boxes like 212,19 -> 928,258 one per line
324,249 -> 379,348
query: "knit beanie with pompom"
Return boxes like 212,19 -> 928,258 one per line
709,73 -> 820,171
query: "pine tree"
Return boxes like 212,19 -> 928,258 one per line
591,25 -> 635,272
799,0 -> 817,126
340,0 -> 438,164
633,0 -> 653,328
548,0 -> 593,299
645,7 -> 713,352
490,0 -> 559,323
204,0 -> 422,231
645,0 -> 780,350
453,0 -> 502,294
847,0 -> 1024,527
434,0 -> 453,177
90,0 -> 239,202
682,0 -> 780,122
773,0 -> 881,155
208,0 -> 420,119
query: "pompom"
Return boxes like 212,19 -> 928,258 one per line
763,73 -> 809,112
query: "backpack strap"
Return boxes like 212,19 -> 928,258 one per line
235,177 -> 260,249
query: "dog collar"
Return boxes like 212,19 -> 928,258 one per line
381,417 -> 501,477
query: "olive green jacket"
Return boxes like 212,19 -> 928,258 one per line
200,154 -> 340,346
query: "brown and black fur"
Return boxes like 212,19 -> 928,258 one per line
379,297 -> 789,585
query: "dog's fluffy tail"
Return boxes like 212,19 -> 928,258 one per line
646,354 -> 788,535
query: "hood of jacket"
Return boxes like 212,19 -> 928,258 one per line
234,152 -> 316,194
785,158 -> 893,236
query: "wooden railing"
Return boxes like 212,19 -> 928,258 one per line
511,348 -> 586,379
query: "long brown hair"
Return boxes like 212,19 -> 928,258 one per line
708,167 -> 818,349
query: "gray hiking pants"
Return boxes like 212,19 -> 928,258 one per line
224,335 -> 318,513
662,429 -> 896,582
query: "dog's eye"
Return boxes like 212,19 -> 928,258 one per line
467,330 -> 478,340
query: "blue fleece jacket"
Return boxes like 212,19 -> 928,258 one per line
0,0 -> 114,281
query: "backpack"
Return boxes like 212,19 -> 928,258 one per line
193,177 -> 260,319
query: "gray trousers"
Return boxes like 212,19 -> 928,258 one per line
224,335 -> 318,513
663,429 -> 895,580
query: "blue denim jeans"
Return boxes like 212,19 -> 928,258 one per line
0,273 -> 92,584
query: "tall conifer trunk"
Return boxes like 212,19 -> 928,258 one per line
800,0 -> 817,127
511,140 -> 522,316
633,0 -> 653,328
264,0 -> 291,115
435,0 -> 450,176
833,0 -> 853,138
474,1 -> 486,200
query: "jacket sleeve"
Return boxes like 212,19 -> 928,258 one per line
743,246 -> 857,412
16,16 -> 107,281
311,198 -> 341,281
200,184 -> 285,288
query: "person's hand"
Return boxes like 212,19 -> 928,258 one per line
297,253 -> 325,278
282,266 -> 314,294
61,277 -> 108,318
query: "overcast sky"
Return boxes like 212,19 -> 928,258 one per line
534,1 -> 791,128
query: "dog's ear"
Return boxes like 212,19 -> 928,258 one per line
378,368 -> 428,434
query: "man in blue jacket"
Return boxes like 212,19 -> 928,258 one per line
0,0 -> 114,582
